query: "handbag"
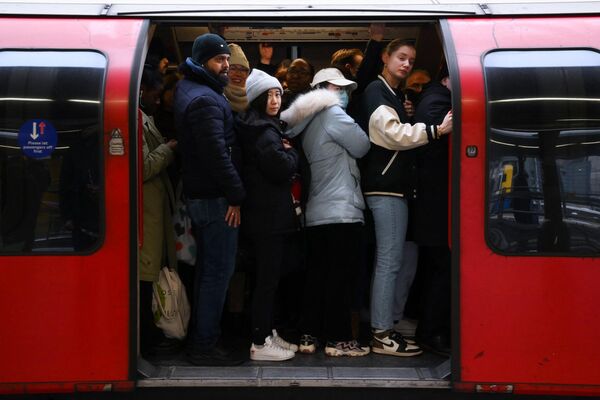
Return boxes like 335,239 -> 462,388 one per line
152,267 -> 191,340
173,182 -> 196,266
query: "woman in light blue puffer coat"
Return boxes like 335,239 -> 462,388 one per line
280,68 -> 370,357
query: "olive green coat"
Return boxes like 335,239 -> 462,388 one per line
139,111 -> 177,282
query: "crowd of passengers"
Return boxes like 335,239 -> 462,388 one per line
139,23 -> 453,365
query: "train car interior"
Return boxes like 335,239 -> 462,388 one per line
137,20 -> 452,388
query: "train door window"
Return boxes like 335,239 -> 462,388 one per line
0,51 -> 106,253
484,50 -> 600,256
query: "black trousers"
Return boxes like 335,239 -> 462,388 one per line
251,233 -> 290,344
415,245 -> 451,339
140,280 -> 165,353
301,223 -> 362,342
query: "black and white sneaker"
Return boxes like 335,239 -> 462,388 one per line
299,334 -> 318,354
371,330 -> 422,357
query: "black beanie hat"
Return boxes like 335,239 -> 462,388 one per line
192,33 -> 230,65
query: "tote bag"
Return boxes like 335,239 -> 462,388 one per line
152,267 -> 191,340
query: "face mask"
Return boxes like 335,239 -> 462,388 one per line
338,90 -> 349,109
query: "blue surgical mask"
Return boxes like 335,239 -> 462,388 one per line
338,90 -> 349,109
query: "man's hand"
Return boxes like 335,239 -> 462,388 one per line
403,99 -> 414,118
165,139 -> 178,150
225,205 -> 241,228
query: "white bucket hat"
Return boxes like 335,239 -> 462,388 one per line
310,68 -> 358,92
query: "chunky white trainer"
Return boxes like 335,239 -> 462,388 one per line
250,336 -> 295,361
272,329 -> 298,353
324,340 -> 370,357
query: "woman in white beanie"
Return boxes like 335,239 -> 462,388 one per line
280,68 -> 371,357
235,69 -> 300,361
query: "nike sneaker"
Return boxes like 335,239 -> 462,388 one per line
371,329 -> 422,357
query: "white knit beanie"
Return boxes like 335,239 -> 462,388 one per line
245,69 -> 283,104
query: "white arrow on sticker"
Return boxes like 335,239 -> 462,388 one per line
30,122 -> 39,140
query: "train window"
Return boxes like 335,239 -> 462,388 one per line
484,50 -> 600,256
0,51 -> 106,254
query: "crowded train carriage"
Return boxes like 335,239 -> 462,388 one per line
1,0 -> 600,396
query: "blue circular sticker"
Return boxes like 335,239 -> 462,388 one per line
18,119 -> 57,159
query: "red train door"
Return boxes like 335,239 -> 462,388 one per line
445,17 -> 600,396
0,18 -> 146,393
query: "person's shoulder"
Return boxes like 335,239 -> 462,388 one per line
364,78 -> 388,97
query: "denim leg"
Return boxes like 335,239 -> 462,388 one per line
186,197 -> 238,351
392,241 -> 418,322
367,196 -> 409,331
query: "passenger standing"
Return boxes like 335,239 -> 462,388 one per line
236,69 -> 300,361
173,33 -> 246,366
330,48 -> 364,81
356,39 -> 452,357
412,65 -> 452,356
138,65 -> 179,358
224,43 -> 250,114
254,42 -> 278,76
281,58 -> 313,111
281,68 -> 371,357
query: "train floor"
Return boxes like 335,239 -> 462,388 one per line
137,328 -> 451,389
140,264 -> 451,388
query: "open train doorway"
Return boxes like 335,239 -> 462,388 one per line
136,19 -> 453,389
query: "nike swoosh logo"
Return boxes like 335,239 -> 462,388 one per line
375,338 -> 400,351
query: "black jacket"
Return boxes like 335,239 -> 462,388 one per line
412,81 -> 451,246
174,61 -> 245,205
356,77 -> 438,199
235,108 -> 299,236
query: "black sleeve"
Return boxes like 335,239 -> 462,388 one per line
255,128 -> 299,184
187,96 -> 246,205
414,95 -> 451,126
355,40 -> 386,96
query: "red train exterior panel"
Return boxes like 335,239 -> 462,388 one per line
449,16 -> 600,394
0,18 -> 144,388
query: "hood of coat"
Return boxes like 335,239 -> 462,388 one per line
280,88 -> 341,137
236,108 -> 283,141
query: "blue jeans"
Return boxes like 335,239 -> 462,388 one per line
393,241 -> 418,322
367,195 -> 411,331
186,197 -> 238,351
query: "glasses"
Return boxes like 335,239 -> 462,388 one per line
229,65 -> 249,74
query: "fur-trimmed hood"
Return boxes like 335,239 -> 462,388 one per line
280,88 -> 341,137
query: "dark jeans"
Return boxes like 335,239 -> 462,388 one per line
301,223 -> 362,342
187,197 -> 238,351
250,233 -> 292,344
415,245 -> 451,339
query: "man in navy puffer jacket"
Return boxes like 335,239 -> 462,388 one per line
174,33 -> 246,366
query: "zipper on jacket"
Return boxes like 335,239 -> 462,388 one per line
381,151 -> 399,175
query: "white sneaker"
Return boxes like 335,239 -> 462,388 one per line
272,329 -> 299,353
250,336 -> 295,361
